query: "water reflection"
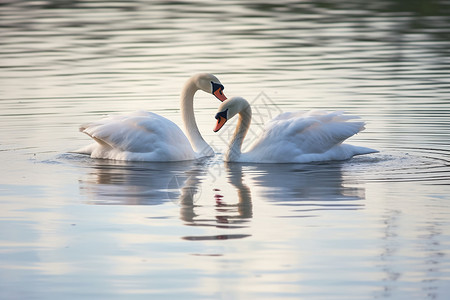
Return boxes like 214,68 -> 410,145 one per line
225,163 -> 253,219
79,158 -> 204,205
79,157 -> 366,221
247,162 -> 366,215
178,162 -> 254,224
181,162 -> 254,241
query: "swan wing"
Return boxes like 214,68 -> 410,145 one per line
244,110 -> 375,163
78,111 -> 195,161
274,110 -> 365,153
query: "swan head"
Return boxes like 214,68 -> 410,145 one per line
213,97 -> 250,132
193,73 -> 227,101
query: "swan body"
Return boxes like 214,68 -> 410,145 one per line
76,73 -> 227,161
213,97 -> 378,163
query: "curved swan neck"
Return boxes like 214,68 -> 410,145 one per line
225,105 -> 252,161
181,78 -> 213,156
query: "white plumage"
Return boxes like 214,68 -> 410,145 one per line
75,73 -> 227,161
214,97 -> 377,163
77,111 -> 195,161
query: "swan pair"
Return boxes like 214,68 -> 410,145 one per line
77,73 -> 377,163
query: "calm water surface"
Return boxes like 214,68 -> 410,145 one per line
1,1 -> 450,299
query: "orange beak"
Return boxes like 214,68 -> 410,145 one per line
213,88 -> 227,102
214,116 -> 227,132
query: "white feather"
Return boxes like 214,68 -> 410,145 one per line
216,97 -> 377,163
75,73 -> 225,161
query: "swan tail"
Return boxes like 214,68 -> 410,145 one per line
80,123 -> 115,148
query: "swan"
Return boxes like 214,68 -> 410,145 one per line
213,97 -> 378,163
76,73 -> 227,161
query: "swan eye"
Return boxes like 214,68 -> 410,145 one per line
211,82 -> 223,94
215,109 -> 228,120
211,82 -> 227,101
214,109 -> 228,132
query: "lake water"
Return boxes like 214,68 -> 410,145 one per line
1,0 -> 450,299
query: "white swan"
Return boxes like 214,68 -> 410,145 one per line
76,73 -> 227,161
213,97 -> 378,163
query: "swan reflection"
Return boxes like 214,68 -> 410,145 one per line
246,162 -> 366,212
181,162 -> 253,224
79,158 -> 366,225
79,159 -> 203,205
179,162 -> 253,241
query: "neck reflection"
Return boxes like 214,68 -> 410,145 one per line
179,162 -> 253,241
78,158 -> 367,239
